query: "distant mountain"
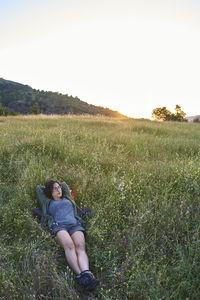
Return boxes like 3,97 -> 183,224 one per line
0,78 -> 126,117
186,115 -> 200,122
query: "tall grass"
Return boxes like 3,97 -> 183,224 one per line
0,115 -> 200,299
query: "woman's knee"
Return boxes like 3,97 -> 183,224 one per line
71,231 -> 86,252
75,241 -> 85,253
64,241 -> 75,251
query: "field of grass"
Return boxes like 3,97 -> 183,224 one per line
0,115 -> 200,300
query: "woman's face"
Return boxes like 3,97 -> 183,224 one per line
52,182 -> 62,200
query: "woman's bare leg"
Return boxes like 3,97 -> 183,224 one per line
56,230 -> 81,274
71,231 -> 89,272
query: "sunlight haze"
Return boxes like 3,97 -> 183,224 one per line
0,0 -> 200,118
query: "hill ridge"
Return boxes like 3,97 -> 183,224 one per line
0,78 -> 126,117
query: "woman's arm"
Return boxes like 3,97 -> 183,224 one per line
61,182 -> 72,200
36,185 -> 51,216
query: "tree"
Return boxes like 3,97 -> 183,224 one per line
0,105 -> 7,116
0,92 -> 7,115
174,105 -> 186,121
0,105 -> 18,116
152,107 -> 172,121
152,105 -> 186,122
29,102 -> 41,114
0,90 -> 2,106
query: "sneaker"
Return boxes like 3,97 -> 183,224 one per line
76,270 -> 100,291
84,278 -> 100,291
76,271 -> 93,286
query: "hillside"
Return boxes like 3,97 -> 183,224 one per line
0,78 -> 126,117
0,115 -> 200,299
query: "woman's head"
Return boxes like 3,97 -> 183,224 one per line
44,179 -> 62,200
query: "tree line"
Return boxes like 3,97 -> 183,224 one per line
152,105 -> 187,122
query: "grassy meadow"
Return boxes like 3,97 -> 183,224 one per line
0,115 -> 200,300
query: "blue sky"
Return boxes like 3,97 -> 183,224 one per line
0,0 -> 200,118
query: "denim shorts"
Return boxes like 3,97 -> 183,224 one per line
51,222 -> 85,237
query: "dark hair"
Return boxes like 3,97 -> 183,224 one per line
44,179 -> 62,198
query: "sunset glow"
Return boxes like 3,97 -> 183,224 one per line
0,0 -> 200,118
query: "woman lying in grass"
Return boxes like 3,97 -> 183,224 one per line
36,179 -> 100,291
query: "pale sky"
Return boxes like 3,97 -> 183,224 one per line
0,0 -> 200,118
